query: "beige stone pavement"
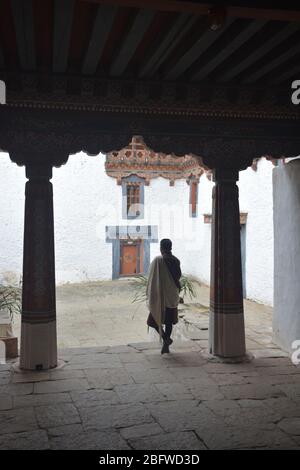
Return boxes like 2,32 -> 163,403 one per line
1,279 -> 300,450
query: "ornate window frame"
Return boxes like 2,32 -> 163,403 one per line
122,175 -> 145,220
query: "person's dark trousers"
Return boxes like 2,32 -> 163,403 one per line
147,313 -> 173,341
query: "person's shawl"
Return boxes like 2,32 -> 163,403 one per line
162,253 -> 182,289
146,255 -> 180,336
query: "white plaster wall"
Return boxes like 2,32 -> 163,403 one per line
52,152 -> 118,283
178,159 -> 274,305
181,174 -> 213,285
145,177 -> 198,270
143,175 -> 213,284
273,159 -> 300,352
238,159 -> 274,305
0,154 -> 25,285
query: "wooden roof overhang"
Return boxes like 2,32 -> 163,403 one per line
0,0 -> 300,170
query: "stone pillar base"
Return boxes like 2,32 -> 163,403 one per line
12,358 -> 65,373
20,320 -> 57,370
209,311 -> 246,357
0,336 -> 18,359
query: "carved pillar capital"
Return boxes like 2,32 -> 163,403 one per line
9,150 -> 69,169
25,163 -> 53,180
213,168 -> 239,183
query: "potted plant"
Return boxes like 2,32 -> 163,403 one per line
0,278 -> 22,359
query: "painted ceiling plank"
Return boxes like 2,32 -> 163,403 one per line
53,0 -> 75,74
110,8 -> 155,77
81,1 -> 300,23
219,23 -> 300,82
139,12 -> 196,78
82,4 -> 117,75
10,0 -> 36,71
165,17 -> 235,80
243,40 -> 300,83
191,20 -> 266,81
270,63 -> 300,85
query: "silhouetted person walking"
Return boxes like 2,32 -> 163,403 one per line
146,239 -> 181,354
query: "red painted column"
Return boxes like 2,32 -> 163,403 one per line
209,168 -> 246,357
20,164 -> 57,370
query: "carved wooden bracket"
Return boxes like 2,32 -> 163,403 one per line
0,105 -> 299,172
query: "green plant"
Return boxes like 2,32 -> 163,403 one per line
0,281 -> 22,323
131,273 -> 196,304
131,275 -> 148,304
180,275 -> 196,301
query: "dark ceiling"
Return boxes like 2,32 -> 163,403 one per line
1,0 -> 300,112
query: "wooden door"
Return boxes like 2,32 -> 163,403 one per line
120,243 -> 138,275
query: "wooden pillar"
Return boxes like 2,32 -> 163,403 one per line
20,164 -> 57,370
209,168 -> 246,357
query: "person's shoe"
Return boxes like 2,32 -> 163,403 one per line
165,337 -> 173,346
161,341 -> 170,354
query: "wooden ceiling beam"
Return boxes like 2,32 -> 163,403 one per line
138,13 -> 197,78
110,8 -> 155,76
270,63 -> 300,85
165,17 -> 235,80
82,4 -> 117,75
10,0 -> 36,71
218,23 -> 300,82
243,41 -> 300,83
191,20 -> 266,81
81,0 -> 300,23
53,0 -> 75,74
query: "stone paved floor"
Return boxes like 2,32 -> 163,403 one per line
1,280 -> 300,450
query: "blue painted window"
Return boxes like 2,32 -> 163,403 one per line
122,175 -> 145,219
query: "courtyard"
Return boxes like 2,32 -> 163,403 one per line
1,280 -> 300,450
